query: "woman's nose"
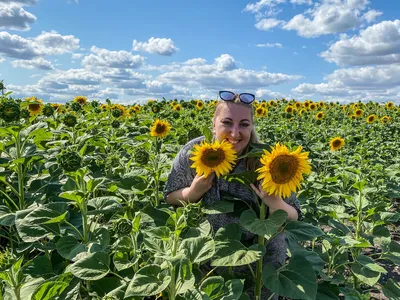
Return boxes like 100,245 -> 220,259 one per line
230,125 -> 241,138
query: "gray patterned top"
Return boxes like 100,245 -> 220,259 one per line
163,136 -> 302,297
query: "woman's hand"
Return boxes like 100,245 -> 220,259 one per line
250,182 -> 299,220
188,173 -> 215,202
250,182 -> 282,207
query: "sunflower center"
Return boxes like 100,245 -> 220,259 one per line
201,148 -> 225,167
155,124 -> 166,134
270,155 -> 299,184
332,140 -> 341,147
29,104 -> 40,111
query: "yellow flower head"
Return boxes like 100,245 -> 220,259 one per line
295,102 -> 302,109
315,111 -> 324,120
385,102 -> 394,109
256,143 -> 312,198
380,116 -> 390,123
355,109 -> 364,117
190,140 -> 237,178
285,105 -> 294,114
73,96 -> 87,105
26,96 -> 43,116
329,137 -> 345,151
196,101 -> 204,110
255,106 -> 268,117
268,100 -> 276,107
366,114 -> 377,124
150,119 -> 171,138
309,103 -> 317,111
173,104 -> 182,111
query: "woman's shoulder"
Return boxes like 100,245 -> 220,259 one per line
181,136 -> 206,152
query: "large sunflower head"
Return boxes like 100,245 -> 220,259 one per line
25,97 -> 43,116
268,100 -> 276,107
73,96 -> 87,106
295,102 -> 302,109
355,109 -> 364,117
150,119 -> 171,138
196,101 -> 204,110
329,137 -> 345,151
309,103 -> 317,111
380,116 -> 390,123
315,111 -> 324,120
190,140 -> 237,178
173,104 -> 182,111
285,105 -> 294,114
366,114 -> 377,124
385,102 -> 394,109
260,102 -> 267,109
255,106 -> 267,117
256,143 -> 312,198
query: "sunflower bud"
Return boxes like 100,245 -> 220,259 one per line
178,134 -> 187,145
20,108 -> 30,119
91,100 -> 99,108
71,102 -> 82,112
183,202 -> 204,227
134,148 -> 149,165
94,108 -> 101,114
111,120 -> 120,129
0,248 -> 15,272
42,104 -> 55,117
63,113 -> 77,127
113,219 -> 132,235
111,108 -> 123,118
58,151 -> 82,172
0,101 -> 20,122
172,111 -> 180,119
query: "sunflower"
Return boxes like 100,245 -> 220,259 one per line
299,109 -> 307,116
190,140 -> 237,178
51,103 -> 62,112
355,109 -> 364,117
152,106 -> 159,113
255,106 -> 267,117
268,100 -> 276,107
26,96 -> 43,116
150,119 -> 171,138
173,104 -> 182,111
309,103 -> 317,111
385,102 -> 394,109
315,111 -> 324,120
329,137 -> 345,151
256,143 -> 312,198
380,116 -> 390,123
73,96 -> 87,105
350,114 -> 357,120
304,101 -> 310,109
133,105 -> 141,113
285,105 -> 294,114
295,102 -> 302,109
261,102 -> 267,109
366,114 -> 377,124
196,101 -> 204,110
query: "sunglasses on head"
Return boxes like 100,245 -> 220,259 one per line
218,91 -> 255,104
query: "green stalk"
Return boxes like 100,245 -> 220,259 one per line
168,233 -> 179,300
255,202 -> 266,300
15,130 -> 24,209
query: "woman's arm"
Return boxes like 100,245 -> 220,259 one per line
166,173 -> 215,206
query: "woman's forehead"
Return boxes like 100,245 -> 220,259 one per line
217,102 -> 252,120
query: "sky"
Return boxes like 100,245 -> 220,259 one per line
1,0 -> 400,104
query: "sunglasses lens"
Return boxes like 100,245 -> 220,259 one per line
240,94 -> 255,103
220,91 -> 235,101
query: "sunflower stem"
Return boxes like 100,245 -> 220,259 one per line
15,128 -> 25,209
255,202 -> 266,300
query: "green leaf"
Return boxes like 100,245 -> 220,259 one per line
89,227 -> 110,249
43,211 -> 68,224
59,191 -> 85,205
222,279 -> 245,300
211,240 -> 262,267
240,209 -> 287,238
68,251 -> 110,280
262,254 -> 317,300
31,274 -> 73,300
125,264 -> 171,297
383,279 -> 400,300
351,263 -> 381,286
87,196 -> 122,214
356,254 -> 387,274
90,277 -> 123,298
113,251 -> 138,271
284,221 -> 324,242
179,236 -> 215,264
215,223 -> 242,242
203,200 -> 234,215
223,171 -> 258,186
24,255 -> 54,278
200,276 -> 226,299
56,235 -> 87,260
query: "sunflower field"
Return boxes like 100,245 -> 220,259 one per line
0,92 -> 399,300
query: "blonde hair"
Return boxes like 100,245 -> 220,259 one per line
213,99 -> 262,172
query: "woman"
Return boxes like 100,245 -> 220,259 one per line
163,91 -> 301,299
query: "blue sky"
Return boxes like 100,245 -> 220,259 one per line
1,0 -> 400,104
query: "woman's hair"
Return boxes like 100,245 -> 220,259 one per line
213,99 -> 262,172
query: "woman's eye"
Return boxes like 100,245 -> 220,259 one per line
241,123 -> 250,127
222,121 -> 232,125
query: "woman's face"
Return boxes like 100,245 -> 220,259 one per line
213,102 -> 253,155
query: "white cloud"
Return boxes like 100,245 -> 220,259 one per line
362,9 -> 383,23
71,53 -> 83,59
132,37 -> 179,56
320,20 -> 400,66
0,1 -> 38,4
184,58 -> 207,65
255,88 -> 284,99
243,0 -> 285,14
144,80 -> 173,93
0,2 -> 36,31
12,57 -> 54,69
255,42 -> 283,48
292,64 -> 400,103
82,46 -> 144,69
283,0 -> 370,37
0,30 -> 79,59
0,57 -> 5,63
255,18 -> 284,30
214,54 -> 236,71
